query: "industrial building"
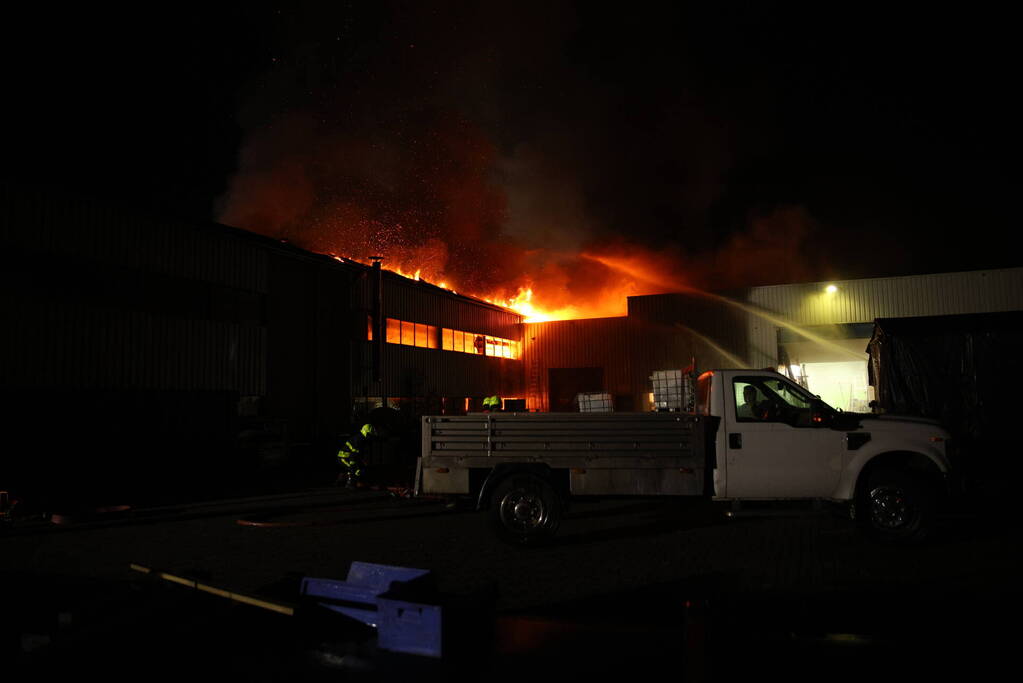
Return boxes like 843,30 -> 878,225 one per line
525,268 -> 1023,414
4,184 -> 1021,504
1,187 -> 522,504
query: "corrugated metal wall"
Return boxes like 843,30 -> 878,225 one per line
522,317 -> 632,412
352,344 -> 522,399
3,298 -> 265,393
3,185 -> 268,293
3,187 -> 288,500
522,299 -> 750,413
743,267 -> 1023,366
601,269 -> 1023,388
3,187 -> 271,396
628,293 -> 751,367
747,268 -> 1023,325
626,320 -> 699,409
263,251 -> 356,443
4,185 -> 539,501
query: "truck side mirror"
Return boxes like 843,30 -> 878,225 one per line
810,400 -> 831,426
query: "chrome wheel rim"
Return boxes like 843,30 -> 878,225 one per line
499,486 -> 547,533
869,484 -> 911,529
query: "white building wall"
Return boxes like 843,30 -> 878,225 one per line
740,267 -> 1023,366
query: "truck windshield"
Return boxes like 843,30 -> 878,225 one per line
768,379 -> 817,409
734,375 -> 835,426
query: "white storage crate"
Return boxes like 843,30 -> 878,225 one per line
650,369 -> 695,412
576,392 -> 613,413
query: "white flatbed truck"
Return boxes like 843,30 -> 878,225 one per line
417,369 -> 952,542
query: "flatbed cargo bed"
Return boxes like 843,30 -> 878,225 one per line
419,412 -> 714,497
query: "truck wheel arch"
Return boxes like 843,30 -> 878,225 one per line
854,451 -> 945,504
475,464 -> 568,511
854,452 -> 944,542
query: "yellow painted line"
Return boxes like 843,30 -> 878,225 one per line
226,592 -> 295,616
130,563 -> 295,617
159,572 -> 196,588
195,583 -> 233,599
825,633 -> 871,644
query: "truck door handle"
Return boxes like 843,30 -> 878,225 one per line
729,433 -> 742,449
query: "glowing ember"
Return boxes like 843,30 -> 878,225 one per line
222,115 -> 691,324
327,245 -> 683,322
218,104 -> 812,328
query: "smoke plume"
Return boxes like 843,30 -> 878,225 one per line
216,3 -> 828,318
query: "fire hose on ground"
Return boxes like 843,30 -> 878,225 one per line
234,489 -> 447,528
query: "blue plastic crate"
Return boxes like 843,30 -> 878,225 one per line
300,561 -> 431,627
376,595 -> 444,658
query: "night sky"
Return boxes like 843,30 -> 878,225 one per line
5,3 -> 1018,294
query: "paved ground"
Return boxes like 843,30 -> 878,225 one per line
2,487 -> 1019,680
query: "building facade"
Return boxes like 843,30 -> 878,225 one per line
5,185 -> 1020,501
2,187 -> 522,502
521,268 -> 1023,414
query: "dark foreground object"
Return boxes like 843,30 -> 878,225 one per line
4,569 -> 1014,682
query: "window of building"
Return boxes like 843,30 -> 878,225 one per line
442,329 -> 463,353
414,322 -> 437,348
383,318 -> 439,350
485,336 -> 517,359
441,328 -> 519,359
384,317 -> 517,358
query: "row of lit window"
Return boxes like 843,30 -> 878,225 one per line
377,317 -> 520,359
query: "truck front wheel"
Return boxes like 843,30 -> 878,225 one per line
857,468 -> 935,542
490,473 -> 561,544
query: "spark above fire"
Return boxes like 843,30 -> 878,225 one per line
332,254 -> 563,321
329,250 -> 679,322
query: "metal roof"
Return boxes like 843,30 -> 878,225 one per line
745,267 -> 1023,325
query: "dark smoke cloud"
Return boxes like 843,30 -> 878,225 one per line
5,3 -> 1014,291
216,3 -> 1019,312
215,3 -> 788,308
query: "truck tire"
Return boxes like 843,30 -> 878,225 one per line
490,472 -> 561,544
857,468 -> 935,542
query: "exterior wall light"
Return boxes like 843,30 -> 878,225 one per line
825,284 -> 838,294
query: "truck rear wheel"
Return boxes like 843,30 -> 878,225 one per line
857,468 -> 934,542
490,473 -> 561,544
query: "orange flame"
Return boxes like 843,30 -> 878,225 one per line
328,242 -> 684,322
483,288 -> 560,323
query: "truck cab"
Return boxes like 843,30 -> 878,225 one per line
698,369 -> 952,539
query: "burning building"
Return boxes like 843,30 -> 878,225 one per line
5,185 -> 1022,507
524,269 -> 1023,415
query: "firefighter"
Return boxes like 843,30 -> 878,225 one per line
336,423 -> 378,488
482,395 -> 502,412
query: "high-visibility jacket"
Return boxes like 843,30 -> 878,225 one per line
483,395 -> 501,410
337,449 -> 362,478
337,423 -> 377,477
